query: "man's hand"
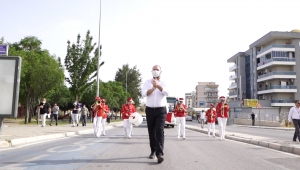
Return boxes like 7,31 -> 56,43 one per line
289,122 -> 292,125
152,78 -> 159,88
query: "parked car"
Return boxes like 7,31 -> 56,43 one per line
186,114 -> 192,121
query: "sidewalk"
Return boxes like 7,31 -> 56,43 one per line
0,119 -> 123,148
185,124 -> 300,156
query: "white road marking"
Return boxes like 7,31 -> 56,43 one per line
1,154 -> 48,170
47,145 -> 87,153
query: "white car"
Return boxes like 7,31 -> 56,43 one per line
186,114 -> 192,121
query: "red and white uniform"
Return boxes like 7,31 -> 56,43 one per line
206,108 -> 216,137
93,97 -> 103,138
101,103 -> 110,136
121,103 -> 136,138
174,100 -> 187,139
216,100 -> 230,140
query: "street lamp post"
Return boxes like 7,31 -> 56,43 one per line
126,70 -> 128,92
96,0 -> 102,97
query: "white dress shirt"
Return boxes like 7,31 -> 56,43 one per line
288,106 -> 300,122
142,78 -> 169,107
200,111 -> 206,119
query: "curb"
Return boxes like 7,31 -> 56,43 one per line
0,123 -> 121,148
234,125 -> 295,131
185,126 -> 300,156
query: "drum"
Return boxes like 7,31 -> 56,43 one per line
166,112 -> 173,123
129,112 -> 143,126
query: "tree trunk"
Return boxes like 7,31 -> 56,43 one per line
25,93 -> 30,124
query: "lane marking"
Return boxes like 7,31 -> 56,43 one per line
1,154 -> 48,170
47,145 -> 87,153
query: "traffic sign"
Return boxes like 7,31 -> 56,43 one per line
0,44 -> 8,56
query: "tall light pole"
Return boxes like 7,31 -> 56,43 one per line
126,70 -> 128,92
96,0 -> 102,97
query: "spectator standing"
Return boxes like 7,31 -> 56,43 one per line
39,98 -> 51,127
81,104 -> 89,126
50,103 -> 59,126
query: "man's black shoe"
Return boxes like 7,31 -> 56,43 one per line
149,152 -> 155,159
49,124 -> 52,126
293,140 -> 296,142
157,155 -> 164,163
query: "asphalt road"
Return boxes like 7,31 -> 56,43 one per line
186,120 -> 295,142
0,122 -> 299,170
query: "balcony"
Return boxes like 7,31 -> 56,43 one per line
205,89 -> 219,92
257,71 -> 296,82
229,64 -> 237,72
229,74 -> 237,80
228,83 -> 237,89
257,57 -> 296,70
271,99 -> 295,107
257,85 -> 297,94
257,44 -> 295,58
206,99 -> 218,103
228,91 -> 238,98
206,94 -> 218,98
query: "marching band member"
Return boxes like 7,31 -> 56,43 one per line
216,96 -> 230,140
174,98 -> 187,139
206,104 -> 216,137
101,99 -> 110,136
121,97 -> 136,139
92,96 -> 103,137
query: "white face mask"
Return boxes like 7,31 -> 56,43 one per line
152,70 -> 161,77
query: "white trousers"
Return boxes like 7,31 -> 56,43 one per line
41,114 -> 47,127
218,118 -> 228,139
207,122 -> 215,136
176,117 -> 186,137
123,119 -> 133,137
72,114 -> 79,126
78,113 -> 81,121
93,116 -> 102,137
101,118 -> 107,135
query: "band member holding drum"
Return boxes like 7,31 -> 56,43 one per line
92,96 -> 103,137
121,97 -> 136,139
206,104 -> 216,137
216,96 -> 230,140
174,98 -> 187,139
101,99 -> 109,136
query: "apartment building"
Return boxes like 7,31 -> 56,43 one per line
185,91 -> 196,109
195,82 -> 219,108
227,30 -> 300,108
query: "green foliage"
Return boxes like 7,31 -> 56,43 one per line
0,37 -> 4,44
44,83 -> 72,110
114,64 -> 142,106
81,81 -> 128,111
64,30 -> 104,102
8,36 -> 65,123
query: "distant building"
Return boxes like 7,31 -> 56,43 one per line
227,30 -> 300,108
185,91 -> 196,109
195,82 -> 219,108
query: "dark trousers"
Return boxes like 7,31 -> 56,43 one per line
107,117 -> 111,124
146,107 -> 167,157
50,114 -> 58,125
292,119 -> 300,141
252,119 -> 255,126
81,115 -> 87,126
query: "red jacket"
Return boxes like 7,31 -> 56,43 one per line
121,104 -> 136,119
92,104 -> 103,117
206,109 -> 216,123
174,104 -> 187,117
102,104 -> 110,119
216,102 -> 230,118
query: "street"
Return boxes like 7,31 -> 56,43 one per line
186,120 -> 295,142
0,122 -> 300,170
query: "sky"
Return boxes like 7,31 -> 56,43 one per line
1,0 -> 300,102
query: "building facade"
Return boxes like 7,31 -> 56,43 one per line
195,82 -> 219,108
227,30 -> 300,108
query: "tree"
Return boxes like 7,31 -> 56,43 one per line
0,37 -> 4,44
9,36 -> 65,123
44,83 -> 72,111
81,81 -> 128,111
64,30 -> 104,102
115,64 -> 142,106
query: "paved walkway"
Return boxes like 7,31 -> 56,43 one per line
0,119 -> 123,147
